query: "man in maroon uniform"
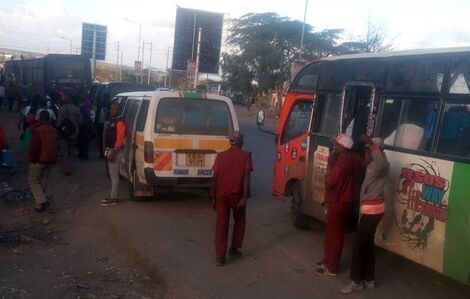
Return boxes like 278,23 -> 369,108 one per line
211,131 -> 253,266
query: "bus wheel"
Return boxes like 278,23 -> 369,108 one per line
129,170 -> 154,201
291,182 -> 308,229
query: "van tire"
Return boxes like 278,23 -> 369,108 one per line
291,182 -> 309,229
129,170 -> 152,201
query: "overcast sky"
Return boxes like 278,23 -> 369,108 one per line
1,0 -> 470,71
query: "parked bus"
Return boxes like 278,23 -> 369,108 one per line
3,54 -> 92,102
258,47 -> 470,285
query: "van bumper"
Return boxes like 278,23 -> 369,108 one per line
144,168 -> 212,188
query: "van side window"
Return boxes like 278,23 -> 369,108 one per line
378,98 -> 438,151
127,100 -> 140,129
136,100 -> 149,132
435,102 -> 470,158
280,101 -> 313,144
317,94 -> 342,136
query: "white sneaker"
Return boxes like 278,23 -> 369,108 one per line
363,280 -> 376,289
340,281 -> 364,294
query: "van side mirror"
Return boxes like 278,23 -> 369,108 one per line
257,110 -> 265,129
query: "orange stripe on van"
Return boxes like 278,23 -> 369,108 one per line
199,140 -> 230,150
154,152 -> 172,171
135,135 -> 144,146
154,138 -> 193,149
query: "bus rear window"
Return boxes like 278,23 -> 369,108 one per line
52,61 -> 85,78
154,98 -> 233,136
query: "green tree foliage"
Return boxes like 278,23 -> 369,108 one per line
222,12 -> 391,95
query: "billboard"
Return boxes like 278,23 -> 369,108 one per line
171,7 -> 224,74
81,23 -> 107,60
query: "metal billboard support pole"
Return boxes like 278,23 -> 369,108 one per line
141,41 -> 145,84
148,42 -> 152,85
92,31 -> 97,81
193,27 -> 201,90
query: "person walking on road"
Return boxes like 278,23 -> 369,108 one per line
101,102 -> 127,207
57,96 -> 82,176
211,131 -> 253,266
28,110 -> 58,212
340,136 -> 389,294
317,134 -> 363,276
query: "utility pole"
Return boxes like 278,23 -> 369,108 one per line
116,42 -> 120,81
141,41 -> 145,84
147,42 -> 152,85
92,31 -> 97,80
193,27 -> 202,90
119,51 -> 123,81
164,46 -> 170,87
299,0 -> 309,60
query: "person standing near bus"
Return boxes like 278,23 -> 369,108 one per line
28,110 -> 58,212
317,134 -> 363,276
57,95 -> 82,176
340,136 -> 389,294
101,102 -> 127,207
211,131 -> 253,266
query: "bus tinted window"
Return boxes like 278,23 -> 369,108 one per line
436,103 -> 470,158
380,98 -> 439,151
280,101 -> 313,144
317,62 -> 355,91
290,63 -> 320,92
136,100 -> 149,132
52,61 -> 85,78
449,60 -> 470,94
316,94 -> 341,136
385,58 -> 445,93
155,98 -> 233,136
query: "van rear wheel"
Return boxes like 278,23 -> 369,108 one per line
129,170 -> 153,201
291,182 -> 308,229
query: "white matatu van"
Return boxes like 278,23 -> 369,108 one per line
114,91 -> 239,200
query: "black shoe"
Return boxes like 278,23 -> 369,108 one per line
64,172 -> 72,176
35,201 -> 51,213
215,257 -> 226,266
101,198 -> 118,207
228,247 -> 242,258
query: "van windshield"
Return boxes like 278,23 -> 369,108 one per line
155,98 -> 233,135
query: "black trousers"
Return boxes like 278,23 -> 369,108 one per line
350,213 -> 384,283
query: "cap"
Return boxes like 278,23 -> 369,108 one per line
335,133 -> 354,149
229,131 -> 244,145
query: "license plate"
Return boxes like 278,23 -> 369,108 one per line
186,153 -> 205,166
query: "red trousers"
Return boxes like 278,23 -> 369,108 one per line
215,196 -> 246,257
322,203 -> 353,273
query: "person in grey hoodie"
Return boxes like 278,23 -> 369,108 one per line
340,135 -> 389,294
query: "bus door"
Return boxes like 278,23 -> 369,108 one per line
273,97 -> 314,196
341,82 -> 377,150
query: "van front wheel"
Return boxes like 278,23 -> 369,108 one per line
291,182 -> 308,229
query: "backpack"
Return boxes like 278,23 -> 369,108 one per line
59,118 -> 76,138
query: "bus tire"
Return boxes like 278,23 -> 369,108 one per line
129,170 -> 152,201
291,182 -> 308,229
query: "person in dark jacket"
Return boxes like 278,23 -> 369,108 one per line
28,110 -> 58,212
101,102 -> 127,206
317,134 -> 364,276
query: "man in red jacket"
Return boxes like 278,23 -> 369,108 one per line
211,131 -> 253,266
317,134 -> 364,276
28,110 -> 58,212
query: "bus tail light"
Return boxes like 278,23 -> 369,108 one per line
144,141 -> 154,163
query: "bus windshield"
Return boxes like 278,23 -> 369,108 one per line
155,98 -> 233,136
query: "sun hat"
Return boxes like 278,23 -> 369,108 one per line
335,133 -> 354,149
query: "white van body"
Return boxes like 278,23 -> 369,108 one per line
115,91 -> 239,199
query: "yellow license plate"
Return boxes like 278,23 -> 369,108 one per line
186,153 -> 205,166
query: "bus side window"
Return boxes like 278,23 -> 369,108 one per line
313,94 -> 342,137
280,101 -> 313,144
379,98 -> 438,151
435,102 -> 470,158
136,100 -> 149,132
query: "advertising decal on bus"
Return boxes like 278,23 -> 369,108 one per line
378,151 -> 454,273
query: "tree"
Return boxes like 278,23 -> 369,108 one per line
223,12 -> 344,94
337,19 -> 394,54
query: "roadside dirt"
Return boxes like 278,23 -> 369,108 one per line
0,109 -> 160,299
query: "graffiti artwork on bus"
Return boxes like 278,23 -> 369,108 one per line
395,159 -> 450,249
